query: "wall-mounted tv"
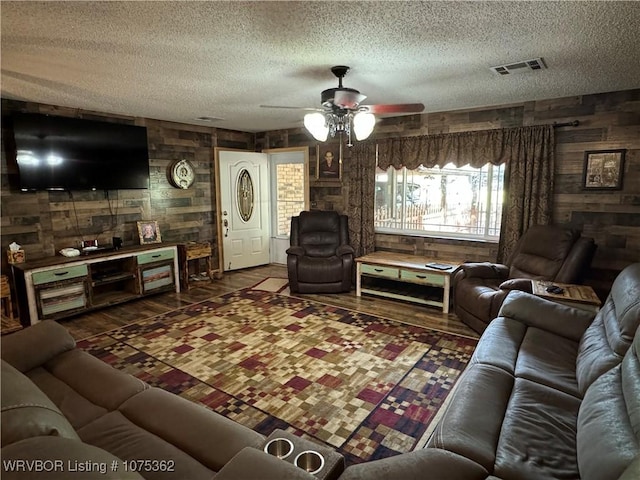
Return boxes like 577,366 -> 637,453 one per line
11,113 -> 150,191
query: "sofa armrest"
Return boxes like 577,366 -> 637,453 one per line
215,447 -> 316,480
336,245 -> 355,257
338,448 -> 488,480
499,278 -> 533,292
498,291 -> 595,342
1,321 -> 76,373
286,246 -> 305,256
118,388 -> 265,473
459,262 -> 509,280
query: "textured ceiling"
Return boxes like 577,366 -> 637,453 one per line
2,1 -> 640,133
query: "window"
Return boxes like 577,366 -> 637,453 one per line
273,162 -> 306,237
374,163 -> 505,240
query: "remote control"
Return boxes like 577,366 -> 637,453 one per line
545,285 -> 564,294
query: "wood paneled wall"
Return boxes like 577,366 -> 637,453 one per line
259,89 -> 640,294
3,89 -> 639,295
1,99 -> 254,272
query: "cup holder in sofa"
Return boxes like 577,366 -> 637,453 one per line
261,429 -> 343,480
263,437 -> 294,460
294,450 -> 325,475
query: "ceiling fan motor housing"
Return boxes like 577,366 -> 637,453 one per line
321,87 -> 361,109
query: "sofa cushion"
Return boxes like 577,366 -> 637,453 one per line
338,448 -> 489,480
24,348 -> 147,430
25,366 -> 110,430
77,410 -> 216,480
296,255 -> 344,283
429,360 -> 582,479
513,326 -> 580,397
1,320 -> 75,373
44,348 -> 148,411
576,262 -> 640,394
576,328 -> 640,480
508,225 -> 580,279
471,316 -> 581,397
470,317 -> 527,373
118,388 -> 265,472
1,360 -> 79,446
497,291 -> 594,343
297,210 -> 341,257
493,377 -> 580,479
427,363 -> 514,471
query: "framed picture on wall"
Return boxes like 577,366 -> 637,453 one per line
582,149 -> 626,190
137,220 -> 162,244
316,143 -> 342,181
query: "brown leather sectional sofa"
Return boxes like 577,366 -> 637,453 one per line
340,262 -> 640,479
3,263 -> 639,480
1,321 -> 318,480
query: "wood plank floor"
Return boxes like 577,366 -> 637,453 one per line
52,264 -> 480,341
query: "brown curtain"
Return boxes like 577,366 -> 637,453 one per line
497,126 -> 555,262
345,125 -> 555,261
346,140 -> 377,257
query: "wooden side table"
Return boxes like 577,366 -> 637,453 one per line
1,275 -> 14,320
178,242 -> 214,290
531,280 -> 602,313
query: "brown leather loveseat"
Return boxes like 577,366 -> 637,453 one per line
453,224 -> 596,333
339,262 -> 640,480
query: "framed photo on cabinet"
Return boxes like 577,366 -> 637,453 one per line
137,220 -> 162,244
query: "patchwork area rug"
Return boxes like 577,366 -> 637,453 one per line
79,288 -> 477,466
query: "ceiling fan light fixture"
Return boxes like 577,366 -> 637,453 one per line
353,112 -> 376,140
304,112 -> 329,141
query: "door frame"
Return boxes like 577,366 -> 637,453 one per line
263,146 -> 310,264
214,146 -> 310,272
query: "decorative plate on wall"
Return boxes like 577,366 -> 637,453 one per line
169,159 -> 195,189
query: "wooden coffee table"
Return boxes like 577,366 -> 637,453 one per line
356,251 -> 462,313
531,280 -> 602,313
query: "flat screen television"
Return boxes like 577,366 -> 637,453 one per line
11,113 -> 150,191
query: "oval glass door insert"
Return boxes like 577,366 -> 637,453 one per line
237,168 -> 254,222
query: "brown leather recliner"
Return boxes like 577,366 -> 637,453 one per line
287,210 -> 354,294
453,224 -> 597,334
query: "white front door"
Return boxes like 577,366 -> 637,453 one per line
216,149 -> 270,271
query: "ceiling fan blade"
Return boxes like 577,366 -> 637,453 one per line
260,105 -> 322,111
333,91 -> 367,109
363,103 -> 425,114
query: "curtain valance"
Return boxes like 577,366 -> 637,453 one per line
376,125 -> 554,170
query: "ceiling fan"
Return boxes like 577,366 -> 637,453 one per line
260,65 -> 425,146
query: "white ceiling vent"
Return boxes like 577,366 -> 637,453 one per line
490,58 -> 546,75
